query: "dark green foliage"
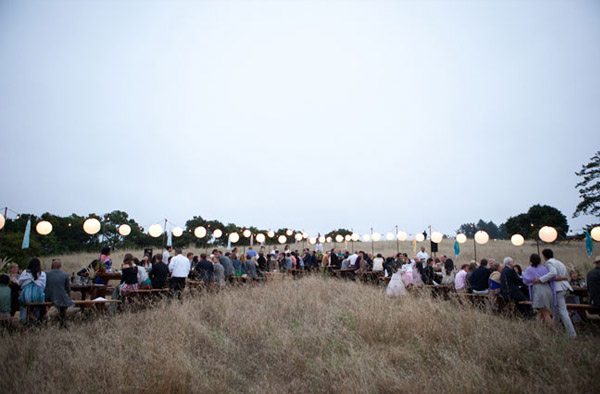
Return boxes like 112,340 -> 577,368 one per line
574,150 -> 600,218
504,205 -> 569,239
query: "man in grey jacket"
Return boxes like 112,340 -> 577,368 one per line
535,249 -> 576,338
45,259 -> 74,327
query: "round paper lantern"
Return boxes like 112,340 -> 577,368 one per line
362,234 -> 371,242
345,234 -> 352,242
213,229 -> 223,238
229,232 -> 240,243
591,226 -> 600,242
295,233 -> 303,241
326,236 -> 332,243
286,229 -> 293,236
386,232 -> 394,241
0,213 -> 5,230
243,229 -> 251,238
431,231 -> 443,244
256,233 -> 266,243
318,236 -> 326,243
83,218 -> 101,235
474,230 -> 489,245
397,231 -> 407,241
309,237 -> 317,245
351,233 -> 359,242
194,226 -> 207,238
372,232 -> 381,242
415,233 -> 425,242
303,232 -> 309,239
172,227 -> 183,237
148,224 -> 163,238
118,224 -> 131,236
278,235 -> 287,244
511,234 -> 524,246
267,230 -> 275,238
456,233 -> 467,244
36,220 -> 52,235
538,226 -> 558,243
335,234 -> 344,243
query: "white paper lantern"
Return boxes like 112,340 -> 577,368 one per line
372,232 -> 381,242
326,236 -> 332,243
118,224 -> 131,236
295,233 -> 303,241
335,234 -> 344,242
148,224 -> 163,238
538,226 -> 558,243
303,232 -> 309,239
0,213 -> 5,230
172,227 -> 183,237
286,229 -> 293,236
474,230 -> 489,245
278,235 -> 287,244
267,230 -> 275,238
213,229 -> 223,238
229,232 -> 240,243
351,233 -> 360,242
591,226 -> 600,242
256,233 -> 266,243
194,226 -> 207,238
83,218 -> 101,235
318,236 -> 326,243
362,234 -> 371,242
243,229 -> 251,238
397,231 -> 407,241
309,237 -> 317,245
511,234 -> 524,246
386,232 -> 394,241
431,231 -> 443,244
36,220 -> 52,235
345,234 -> 352,242
415,233 -> 425,242
456,233 -> 467,244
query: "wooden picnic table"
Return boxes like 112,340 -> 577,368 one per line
70,284 -> 107,300
96,272 -> 122,284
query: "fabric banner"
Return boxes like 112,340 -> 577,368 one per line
21,218 -> 31,249
585,231 -> 593,257
167,229 -> 172,247
454,240 -> 460,256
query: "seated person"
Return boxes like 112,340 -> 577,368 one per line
421,258 -> 435,285
118,254 -> 139,296
45,259 -> 74,326
488,261 -> 502,293
149,255 -> 169,289
469,259 -> 491,294
195,254 -> 214,284
587,256 -> 600,311
135,259 -> 152,289
372,254 -> 384,272
0,275 -> 11,319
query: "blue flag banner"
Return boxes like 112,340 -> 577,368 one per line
22,218 -> 31,249
585,231 -> 593,257
454,240 -> 460,256
167,229 -> 172,247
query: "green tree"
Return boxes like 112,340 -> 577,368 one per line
504,205 -> 569,239
574,150 -> 600,218
457,223 -> 477,237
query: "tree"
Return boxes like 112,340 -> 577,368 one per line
457,223 -> 477,237
574,150 -> 600,218
504,205 -> 569,239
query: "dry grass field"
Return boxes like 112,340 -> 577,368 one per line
47,240 -> 596,275
1,276 -> 599,394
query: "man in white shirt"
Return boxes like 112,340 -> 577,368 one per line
163,246 -> 173,265
536,248 -> 576,338
416,247 -> 429,263
168,248 -> 191,299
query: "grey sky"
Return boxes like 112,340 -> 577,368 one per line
1,0 -> 599,237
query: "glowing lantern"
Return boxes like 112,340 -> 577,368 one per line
351,233 -> 359,242
243,229 -> 251,238
194,226 -> 207,238
362,234 -> 371,242
148,224 -> 163,238
267,230 -> 275,238
591,226 -> 600,242
309,237 -> 317,245
431,231 -> 443,244
511,234 -> 524,246
318,236 -> 326,243
295,233 -> 303,241
326,236 -> 332,243
83,218 -> 101,235
118,224 -> 131,236
415,233 -> 425,242
256,233 -> 266,243
456,234 -> 467,244
372,232 -> 381,242
386,232 -> 394,241
278,235 -> 287,244
538,226 -> 557,243
213,229 -> 223,238
345,234 -> 352,242
397,231 -> 407,241
335,234 -> 344,242
474,230 -> 489,245
36,220 -> 52,235
172,227 -> 183,237
286,229 -> 293,236
0,214 -> 5,230
229,232 -> 240,243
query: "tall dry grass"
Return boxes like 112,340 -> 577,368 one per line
1,276 -> 598,393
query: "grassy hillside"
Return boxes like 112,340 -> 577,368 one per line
1,276 -> 599,393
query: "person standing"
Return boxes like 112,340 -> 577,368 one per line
587,256 -> 600,309
44,259 -> 73,327
195,254 -> 214,285
168,248 -> 191,299
163,246 -> 173,265
535,249 -> 576,338
523,254 -> 554,325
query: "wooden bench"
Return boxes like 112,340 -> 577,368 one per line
518,301 -> 600,312
122,288 -> 170,301
23,299 -> 121,322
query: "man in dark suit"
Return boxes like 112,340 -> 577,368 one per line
195,254 -> 214,285
150,258 -> 169,289
45,259 -> 73,328
500,257 -> 530,317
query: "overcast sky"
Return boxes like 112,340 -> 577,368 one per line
1,0 -> 599,237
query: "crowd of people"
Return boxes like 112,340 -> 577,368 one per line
1,243 -> 599,337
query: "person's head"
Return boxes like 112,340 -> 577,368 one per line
123,253 -> 134,267
479,259 -> 488,267
529,253 -> 541,267
101,246 -> 111,256
444,259 -> 454,275
569,269 -> 580,281
187,252 -> 194,261
27,258 -> 42,279
167,246 -> 173,252
200,253 -> 207,260
541,249 -> 553,261
503,257 -> 514,268
8,263 -> 19,274
461,264 -> 469,272
175,247 -> 183,255
426,258 -> 433,266
377,253 -> 382,258
51,259 -> 62,270
0,274 -> 9,286
420,246 -> 425,253
514,264 -> 522,275
595,256 -> 600,266
468,262 -> 477,272
152,254 -> 161,264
